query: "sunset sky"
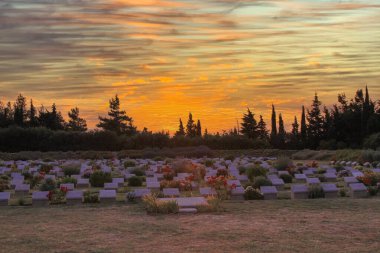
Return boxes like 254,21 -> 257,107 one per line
1,0 -> 380,133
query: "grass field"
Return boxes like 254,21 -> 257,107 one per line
1,199 -> 380,253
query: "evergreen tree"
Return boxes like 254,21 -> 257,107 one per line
97,95 -> 136,135
13,94 -> 27,127
28,99 -> 39,127
240,108 -> 258,139
175,118 -> 185,136
196,120 -> 202,137
186,112 -> 196,137
257,115 -> 268,140
290,116 -> 300,148
307,93 -> 323,148
204,128 -> 208,137
67,107 -> 87,131
300,105 -> 307,147
278,113 -> 286,148
361,85 -> 370,137
270,104 -> 277,145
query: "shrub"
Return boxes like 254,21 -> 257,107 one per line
252,176 -> 272,189
246,165 -> 267,181
0,178 -> 9,192
83,191 -> 99,203
130,168 -> 145,176
317,168 -> 326,174
279,174 -> 293,184
160,180 -> 180,190
216,168 -> 228,177
59,177 -> 77,185
89,171 -> 112,187
126,192 -> 136,203
357,172 -> 380,186
124,160 -> 136,168
40,164 -> 53,174
308,186 -> 324,199
368,186 -> 378,196
204,159 -> 214,167
244,186 -> 263,200
274,156 -> 293,171
63,166 -> 80,176
339,188 -> 347,197
163,172 -> 175,181
143,194 -> 179,214
196,196 -> 224,213
39,178 -> 57,191
128,176 -> 143,187
238,166 -> 246,175
171,159 -> 194,174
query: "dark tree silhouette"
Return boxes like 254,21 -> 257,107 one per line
196,119 -> 202,137
257,115 -> 268,140
186,113 -> 196,137
175,118 -> 185,136
67,107 -> 87,132
241,108 -> 258,139
278,113 -> 286,148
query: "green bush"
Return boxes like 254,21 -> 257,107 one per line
40,164 -> 53,174
204,159 -> 214,167
83,191 -> 99,203
238,166 -> 246,175
63,166 -> 80,176
246,165 -> 267,181
128,176 -> 143,187
279,174 -> 293,184
252,176 -> 272,189
274,156 -> 293,171
244,186 -> 263,200
124,160 -> 136,168
59,177 -> 77,185
130,168 -> 145,177
39,178 -> 57,191
308,186 -> 325,199
89,171 -> 112,187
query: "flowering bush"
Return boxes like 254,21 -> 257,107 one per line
357,172 -> 380,186
40,178 -> 57,191
40,164 -> 53,174
160,180 -> 180,190
143,194 -> 179,214
178,179 -> 192,191
48,186 -> 68,204
207,176 -> 236,199
83,191 -> 99,203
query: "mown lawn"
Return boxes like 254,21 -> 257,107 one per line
1,199 -> 380,253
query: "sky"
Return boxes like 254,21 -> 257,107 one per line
1,0 -> 380,133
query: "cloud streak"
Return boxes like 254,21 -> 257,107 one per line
1,0 -> 380,132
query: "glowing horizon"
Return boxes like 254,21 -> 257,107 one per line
1,0 -> 380,133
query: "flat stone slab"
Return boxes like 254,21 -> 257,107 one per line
349,183 -> 368,198
163,188 -> 180,197
66,190 -> 83,200
179,208 -> 197,214
227,179 -> 242,187
306,177 -> 320,185
158,197 -> 207,208
344,177 -> 359,185
32,191 -> 49,200
104,182 -> 119,190
295,174 -> 307,180
0,192 -> 10,205
199,187 -> 217,196
99,190 -> 116,199
261,186 -> 278,194
131,188 -> 151,198
270,178 -> 285,186
349,183 -> 367,191
60,183 -> 75,191
322,183 -> 338,192
77,179 -> 90,188
146,181 -> 160,189
291,184 -> 308,193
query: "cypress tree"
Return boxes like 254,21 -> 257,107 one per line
300,105 -> 307,147
307,93 -> 323,148
186,112 -> 196,137
28,99 -> 39,127
196,120 -> 202,137
278,113 -> 286,148
270,104 -> 277,146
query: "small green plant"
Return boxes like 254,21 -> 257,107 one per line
246,165 -> 267,181
128,176 -> 143,187
89,171 -> 112,187
252,176 -> 272,189
59,177 -> 77,185
308,185 -> 325,199
63,166 -> 80,176
244,186 -> 264,200
18,198 -> 26,206
83,191 -> 99,203
339,188 -> 347,197
40,164 -> 53,174
130,168 -> 145,176
142,194 -> 179,214
39,178 -> 57,191
279,174 -> 293,184
317,168 -> 326,174
124,160 -> 136,168
274,156 -> 293,171
238,166 -> 246,175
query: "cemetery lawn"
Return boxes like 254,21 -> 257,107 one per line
1,199 -> 380,253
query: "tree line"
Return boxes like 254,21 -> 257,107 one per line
0,87 -> 379,152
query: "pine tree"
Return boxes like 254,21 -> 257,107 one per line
196,120 -> 202,137
97,95 -> 136,135
257,115 -> 268,140
278,113 -> 286,148
67,107 -> 87,131
290,116 -> 300,148
186,112 -> 196,137
300,105 -> 307,147
13,94 -> 27,127
361,85 -> 370,137
307,93 -> 323,148
175,118 -> 185,136
240,108 -> 258,139
28,99 -> 39,127
204,128 -> 208,137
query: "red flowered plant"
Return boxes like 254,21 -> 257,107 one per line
357,172 -> 380,186
48,186 -> 68,204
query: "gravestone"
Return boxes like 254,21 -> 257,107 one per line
199,187 -> 217,196
163,188 -> 180,197
306,177 -> 320,186
99,190 -> 117,203
66,190 -> 83,205
294,174 -> 307,183
104,182 -> 118,190
32,191 -> 49,206
324,173 -> 337,182
344,177 -> 358,187
146,181 -> 160,191
131,188 -> 151,198
270,178 -> 285,190
260,186 -> 278,200
59,183 -> 75,191
14,184 -> 30,197
349,183 -> 368,198
321,183 -> 338,198
231,186 -> 245,200
112,178 -> 125,187
77,178 -> 90,188
291,185 -> 308,199
0,192 -> 10,206
158,197 -> 207,208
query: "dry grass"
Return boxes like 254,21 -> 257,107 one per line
1,199 -> 380,253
